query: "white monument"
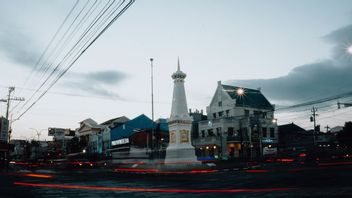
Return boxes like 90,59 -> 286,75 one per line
165,59 -> 198,163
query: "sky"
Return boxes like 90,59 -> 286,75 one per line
1,0 -> 352,140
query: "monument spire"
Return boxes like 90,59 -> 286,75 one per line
170,58 -> 190,121
165,58 -> 198,164
177,57 -> 180,71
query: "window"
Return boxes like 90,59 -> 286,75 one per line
218,111 -> 223,117
262,112 -> 267,118
262,127 -> 267,137
254,111 -> 261,116
228,127 -> 234,136
270,128 -> 275,138
207,129 -> 214,137
218,101 -> 222,107
201,130 -> 205,138
216,127 -> 222,136
225,109 -> 230,117
244,110 -> 249,116
213,113 -> 217,118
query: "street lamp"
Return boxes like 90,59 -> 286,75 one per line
236,88 -> 244,96
149,58 -> 155,154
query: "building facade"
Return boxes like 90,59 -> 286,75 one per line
76,118 -> 109,157
194,81 -> 278,160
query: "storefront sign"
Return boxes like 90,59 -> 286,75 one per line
263,147 -> 277,155
112,138 -> 129,146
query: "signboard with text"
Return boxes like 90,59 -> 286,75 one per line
111,138 -> 129,146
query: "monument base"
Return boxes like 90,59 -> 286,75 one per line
165,147 -> 199,164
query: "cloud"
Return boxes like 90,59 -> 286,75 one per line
61,70 -> 128,99
0,24 -> 41,67
226,24 -> 352,105
87,70 -> 127,85
324,24 -> 352,67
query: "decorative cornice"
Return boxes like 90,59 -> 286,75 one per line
168,120 -> 192,125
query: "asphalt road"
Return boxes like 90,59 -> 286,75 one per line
1,164 -> 352,198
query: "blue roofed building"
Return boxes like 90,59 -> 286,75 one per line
109,114 -> 169,161
110,114 -> 155,142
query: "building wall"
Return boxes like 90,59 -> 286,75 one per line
194,83 -> 278,159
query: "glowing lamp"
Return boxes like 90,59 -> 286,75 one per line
348,45 -> 352,54
236,88 -> 244,96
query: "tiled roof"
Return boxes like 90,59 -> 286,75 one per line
110,114 -> 156,141
222,84 -> 274,110
100,116 -> 130,126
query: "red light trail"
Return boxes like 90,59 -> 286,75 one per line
114,168 -> 218,174
0,172 -> 54,178
14,182 -> 295,193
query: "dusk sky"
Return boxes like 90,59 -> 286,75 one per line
1,0 -> 352,140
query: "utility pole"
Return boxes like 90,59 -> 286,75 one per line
310,107 -> 318,131
150,58 -> 155,154
325,125 -> 330,133
0,86 -> 25,142
310,107 -> 318,146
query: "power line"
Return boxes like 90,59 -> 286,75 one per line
15,0 -> 135,120
10,0 -> 80,113
13,0 -> 118,115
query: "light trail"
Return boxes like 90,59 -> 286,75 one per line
14,182 -> 296,193
114,168 -> 218,174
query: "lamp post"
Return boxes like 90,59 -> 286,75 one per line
149,58 -> 155,154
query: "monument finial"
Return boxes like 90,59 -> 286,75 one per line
177,57 -> 180,71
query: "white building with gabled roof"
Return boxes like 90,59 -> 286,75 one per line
195,81 -> 278,160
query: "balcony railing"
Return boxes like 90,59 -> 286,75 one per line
226,135 -> 241,142
193,136 -> 220,146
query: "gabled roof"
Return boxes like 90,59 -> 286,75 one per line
278,123 -> 306,133
330,126 -> 343,133
100,116 -> 130,128
110,114 -> 156,141
80,118 -> 98,127
78,118 -> 105,133
222,84 -> 274,110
